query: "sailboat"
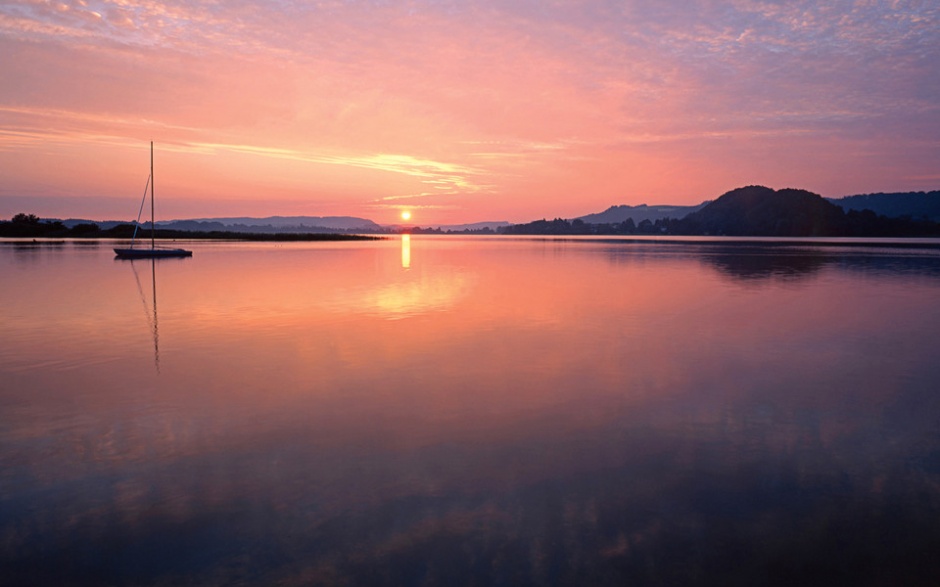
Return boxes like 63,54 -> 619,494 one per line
114,142 -> 192,259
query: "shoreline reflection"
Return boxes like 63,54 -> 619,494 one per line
2,238 -> 940,585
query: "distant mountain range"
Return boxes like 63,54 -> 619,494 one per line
576,203 -> 707,224
426,221 -> 511,231
574,191 -> 940,225
178,215 -> 381,231
11,188 -> 940,237
55,215 -> 510,234
503,186 -> 940,237
827,192 -> 940,222
59,215 -> 382,233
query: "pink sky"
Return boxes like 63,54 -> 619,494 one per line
1,0 -> 938,225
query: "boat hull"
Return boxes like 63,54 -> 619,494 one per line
114,247 -> 192,259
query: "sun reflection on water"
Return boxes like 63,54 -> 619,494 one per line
401,234 -> 411,269
5,238 -> 940,585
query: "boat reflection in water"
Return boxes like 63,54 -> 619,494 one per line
124,257 -> 162,372
2,237 -> 940,585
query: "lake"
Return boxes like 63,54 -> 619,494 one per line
2,236 -> 940,586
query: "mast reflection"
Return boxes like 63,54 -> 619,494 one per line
128,258 -> 160,372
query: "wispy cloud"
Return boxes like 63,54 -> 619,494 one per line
189,141 -> 478,180
1,0 -> 938,221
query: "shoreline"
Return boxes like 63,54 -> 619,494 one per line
4,234 -> 940,250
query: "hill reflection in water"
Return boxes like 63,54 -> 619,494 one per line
2,237 -> 940,585
699,244 -> 940,282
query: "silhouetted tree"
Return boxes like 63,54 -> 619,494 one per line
11,213 -> 40,224
70,222 -> 100,235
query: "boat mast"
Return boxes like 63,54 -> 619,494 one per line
150,141 -> 155,251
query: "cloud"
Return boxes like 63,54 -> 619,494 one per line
1,0 -> 938,220
185,141 -> 483,187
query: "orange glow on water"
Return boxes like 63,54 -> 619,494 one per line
6,237 -> 938,457
5,238 -> 940,584
401,234 -> 411,269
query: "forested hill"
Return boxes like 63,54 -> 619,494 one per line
829,191 -> 940,222
577,203 -> 705,224
5,187 -> 940,239
676,186 -> 847,236
501,186 -> 940,237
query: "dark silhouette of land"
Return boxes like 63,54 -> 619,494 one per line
5,186 -> 940,239
829,191 -> 940,222
577,203 -> 708,225
0,214 -> 381,241
157,216 -> 382,233
677,186 -> 854,236
500,186 -> 940,237
570,191 -> 940,227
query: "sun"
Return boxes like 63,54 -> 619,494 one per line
400,210 -> 412,221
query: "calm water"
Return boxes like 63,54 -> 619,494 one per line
2,236 -> 940,586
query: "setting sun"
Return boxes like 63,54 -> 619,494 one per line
400,210 -> 412,221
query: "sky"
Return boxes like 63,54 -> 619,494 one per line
0,0 -> 938,225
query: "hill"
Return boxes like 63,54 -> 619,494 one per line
392,221 -> 510,233
577,203 -> 705,224
177,215 -> 382,232
500,186 -> 940,237
56,215 -> 382,233
676,186 -> 847,236
829,191 -> 940,222
61,218 -> 133,230
8,188 -> 940,239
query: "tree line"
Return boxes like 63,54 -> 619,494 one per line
0,214 -> 378,241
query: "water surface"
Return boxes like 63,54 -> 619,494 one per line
2,236 -> 940,585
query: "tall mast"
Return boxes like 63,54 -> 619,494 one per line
150,141 -> 155,250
